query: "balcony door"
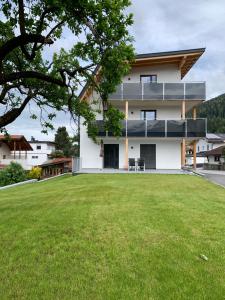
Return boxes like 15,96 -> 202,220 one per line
140,144 -> 156,169
104,144 -> 119,169
141,110 -> 157,121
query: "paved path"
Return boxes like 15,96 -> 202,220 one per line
196,169 -> 225,188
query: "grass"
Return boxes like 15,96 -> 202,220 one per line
0,174 -> 225,299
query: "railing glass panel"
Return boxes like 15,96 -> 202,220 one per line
127,120 -> 146,137
147,120 -> 165,137
167,120 -> 186,137
187,119 -> 206,137
185,83 -> 206,100
143,83 -> 163,100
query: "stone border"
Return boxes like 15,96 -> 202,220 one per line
0,179 -> 37,190
37,172 -> 71,183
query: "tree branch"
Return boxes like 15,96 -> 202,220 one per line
0,34 -> 53,62
0,71 -> 67,87
0,93 -> 33,128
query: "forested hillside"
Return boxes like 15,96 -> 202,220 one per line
195,93 -> 225,133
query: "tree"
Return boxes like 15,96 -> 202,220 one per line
0,0 -> 134,135
55,126 -> 75,157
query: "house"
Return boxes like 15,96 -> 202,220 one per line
79,48 -> 207,170
26,138 -> 55,167
40,157 -> 72,178
197,133 -> 225,153
204,145 -> 225,170
0,135 -> 33,169
186,133 -> 225,167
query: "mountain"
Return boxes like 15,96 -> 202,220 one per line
195,93 -> 225,133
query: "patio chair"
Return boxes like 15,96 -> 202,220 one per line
137,158 -> 145,171
128,158 -> 136,171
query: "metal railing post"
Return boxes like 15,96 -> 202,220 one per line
165,120 -> 167,137
142,82 -> 144,100
163,83 -> 165,100
184,83 -> 186,100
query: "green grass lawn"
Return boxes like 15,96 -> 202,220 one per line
0,174 -> 225,299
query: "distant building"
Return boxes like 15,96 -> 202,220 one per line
0,135 -> 33,169
27,139 -> 55,167
40,157 -> 72,178
197,133 -> 225,153
204,145 -> 225,170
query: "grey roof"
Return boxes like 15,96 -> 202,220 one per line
135,48 -> 205,59
206,133 -> 225,142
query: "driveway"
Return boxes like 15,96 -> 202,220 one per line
196,169 -> 225,188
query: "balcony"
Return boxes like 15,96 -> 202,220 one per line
109,82 -> 206,101
90,119 -> 206,138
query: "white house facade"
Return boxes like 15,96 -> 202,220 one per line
26,140 -> 55,167
80,48 -> 207,170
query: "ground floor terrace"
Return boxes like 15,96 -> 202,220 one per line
80,137 -> 198,171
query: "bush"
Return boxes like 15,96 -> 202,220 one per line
0,162 -> 27,187
28,166 -> 42,180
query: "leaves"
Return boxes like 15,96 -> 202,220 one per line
0,0 -> 134,140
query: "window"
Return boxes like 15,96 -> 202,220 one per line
202,146 -> 204,151
36,145 -> 41,150
3,155 -> 6,159
197,146 -> 200,152
32,156 -> 38,159
207,145 -> 209,151
140,75 -> 157,83
215,156 -> 220,162
140,110 -> 156,120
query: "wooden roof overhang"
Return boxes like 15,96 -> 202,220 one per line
79,48 -> 205,100
133,48 -> 205,79
0,135 -> 33,151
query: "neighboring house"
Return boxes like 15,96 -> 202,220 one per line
40,157 -> 72,178
79,48 -> 207,170
186,133 -> 225,167
204,145 -> 225,170
26,140 -> 55,167
197,133 -> 225,153
0,135 -> 33,169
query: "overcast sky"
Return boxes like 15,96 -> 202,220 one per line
5,0 -> 225,140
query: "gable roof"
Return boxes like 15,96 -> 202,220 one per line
133,48 -> 205,78
79,48 -> 205,99
205,145 -> 225,156
0,135 -> 33,151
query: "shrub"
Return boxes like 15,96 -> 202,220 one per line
28,166 -> 42,180
0,162 -> 27,187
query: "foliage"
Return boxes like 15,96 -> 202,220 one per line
0,174 -> 225,299
50,150 -> 64,158
190,93 -> 225,132
54,126 -> 77,157
28,166 -> 42,180
0,0 -> 134,138
0,162 -> 27,186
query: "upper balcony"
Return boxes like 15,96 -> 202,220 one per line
109,82 -> 206,101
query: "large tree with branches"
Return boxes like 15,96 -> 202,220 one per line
0,0 -> 134,135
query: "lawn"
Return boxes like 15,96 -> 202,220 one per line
0,174 -> 225,300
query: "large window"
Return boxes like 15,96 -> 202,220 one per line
36,145 -> 41,150
141,110 -> 157,120
140,75 -> 157,83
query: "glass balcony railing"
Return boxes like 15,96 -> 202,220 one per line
89,119 -> 207,138
109,82 -> 206,101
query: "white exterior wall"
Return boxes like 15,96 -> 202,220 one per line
26,142 -> 55,167
124,64 -> 180,83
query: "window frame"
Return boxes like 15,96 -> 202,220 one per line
140,110 -> 157,121
140,74 -> 157,83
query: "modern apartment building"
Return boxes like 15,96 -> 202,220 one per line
79,48 -> 206,170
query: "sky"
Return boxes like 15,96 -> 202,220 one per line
4,0 -> 225,140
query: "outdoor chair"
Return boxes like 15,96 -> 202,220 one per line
128,158 -> 136,171
137,158 -> 145,171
